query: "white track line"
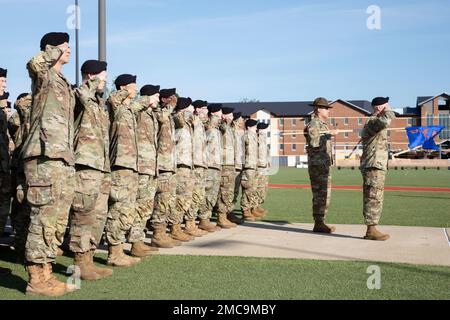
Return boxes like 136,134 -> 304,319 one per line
443,228 -> 450,247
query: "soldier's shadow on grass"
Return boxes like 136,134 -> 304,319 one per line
0,250 -> 27,293
245,220 -> 363,240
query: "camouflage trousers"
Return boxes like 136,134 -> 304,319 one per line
215,166 -> 237,215
69,168 -> 111,253
256,167 -> 269,205
240,169 -> 259,211
128,174 -> 157,243
362,168 -> 386,226
0,171 -> 11,235
24,158 -> 75,264
105,168 -> 138,246
200,168 -> 221,219
191,167 -> 207,220
12,170 -> 31,256
233,169 -> 242,207
150,171 -> 177,227
308,164 -> 331,222
173,167 -> 194,224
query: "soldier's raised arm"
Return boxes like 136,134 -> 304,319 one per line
365,108 -> 396,134
27,45 -> 64,79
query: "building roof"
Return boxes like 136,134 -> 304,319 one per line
221,99 -> 373,117
416,93 -> 450,106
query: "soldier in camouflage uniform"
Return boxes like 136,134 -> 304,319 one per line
189,100 -> 213,233
21,32 -> 78,296
68,60 -> 114,280
171,97 -> 199,241
8,93 -> 32,261
198,104 -> 223,232
128,84 -> 161,256
0,87 -> 11,238
360,97 -> 395,241
240,119 -> 259,221
228,112 -> 245,224
105,74 -> 141,266
149,88 -> 181,248
213,107 -> 237,229
253,122 -> 270,218
0,67 -> 12,276
304,97 -> 337,233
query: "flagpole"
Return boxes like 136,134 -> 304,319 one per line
99,0 -> 106,61
75,0 -> 79,86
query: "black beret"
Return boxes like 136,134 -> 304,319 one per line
245,119 -> 258,128
17,93 -> 30,100
175,97 -> 192,111
221,107 -> 234,115
40,32 -> 70,51
114,74 -> 137,89
0,68 -> 7,78
81,60 -> 107,75
140,84 -> 160,96
208,103 -> 222,113
233,112 -> 242,120
257,122 -> 269,130
0,92 -> 9,100
371,97 -> 389,106
193,100 -> 208,108
160,88 -> 177,99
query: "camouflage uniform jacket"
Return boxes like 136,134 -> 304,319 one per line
304,116 -> 333,166
257,132 -> 270,168
155,106 -> 176,173
360,110 -> 396,171
135,97 -> 158,176
205,115 -> 222,170
243,130 -> 258,170
8,94 -> 32,169
22,46 -> 75,165
192,115 -> 207,168
220,122 -> 235,167
174,113 -> 194,168
232,125 -> 244,170
108,90 -> 139,171
73,78 -> 110,173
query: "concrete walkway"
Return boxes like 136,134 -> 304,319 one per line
138,222 -> 450,267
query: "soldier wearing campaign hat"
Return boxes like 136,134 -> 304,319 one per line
69,59 -> 114,279
304,97 -> 337,233
360,97 -> 395,241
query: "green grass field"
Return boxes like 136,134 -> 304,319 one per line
0,168 -> 449,300
0,252 -> 449,300
264,168 -> 450,228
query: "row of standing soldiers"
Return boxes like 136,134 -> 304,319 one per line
0,32 -> 271,297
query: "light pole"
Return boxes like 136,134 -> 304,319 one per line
75,0 -> 80,86
99,0 -> 106,61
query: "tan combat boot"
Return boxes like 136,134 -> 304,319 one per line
150,224 -> 181,248
130,240 -> 159,257
170,224 -> 195,242
89,250 -> 113,279
251,207 -> 265,218
26,263 -> 69,297
217,213 -> 237,229
242,209 -> 256,221
107,243 -> 141,267
313,221 -> 336,234
227,212 -> 244,225
74,251 -> 101,281
198,218 -> 221,232
364,225 -> 390,241
184,220 -> 208,237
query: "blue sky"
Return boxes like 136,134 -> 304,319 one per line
1,0 -> 449,110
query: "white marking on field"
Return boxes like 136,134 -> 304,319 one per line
443,228 -> 450,247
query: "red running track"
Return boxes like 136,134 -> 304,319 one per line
269,184 -> 450,193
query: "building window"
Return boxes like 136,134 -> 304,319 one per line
329,118 -> 335,126
357,129 -> 362,138
267,132 -> 271,138
439,114 -> 450,139
344,144 -> 349,150
292,134 -> 296,139
426,115 -> 433,126
280,144 -> 284,151
358,118 -> 363,125
344,132 -> 349,139
292,144 -> 297,151
387,130 -> 391,137
344,118 -> 349,126
292,119 -> 297,126
279,119 -> 284,127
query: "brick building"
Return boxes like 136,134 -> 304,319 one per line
222,93 -> 449,166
